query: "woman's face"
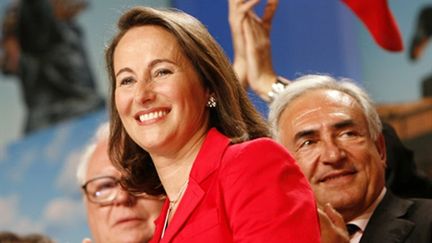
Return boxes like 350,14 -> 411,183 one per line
113,25 -> 210,155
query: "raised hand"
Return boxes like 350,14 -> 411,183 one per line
228,0 -> 283,102
318,203 -> 349,243
228,0 -> 260,87
242,3 -> 279,101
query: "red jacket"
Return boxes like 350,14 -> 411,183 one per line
150,128 -> 320,243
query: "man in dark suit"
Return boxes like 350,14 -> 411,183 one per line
268,74 -> 432,242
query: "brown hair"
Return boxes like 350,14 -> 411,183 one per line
0,231 -> 54,243
106,7 -> 269,194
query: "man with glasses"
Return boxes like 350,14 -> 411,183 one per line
77,123 -> 164,243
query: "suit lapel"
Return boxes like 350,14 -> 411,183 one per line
160,128 -> 230,242
360,191 -> 415,243
161,179 -> 205,242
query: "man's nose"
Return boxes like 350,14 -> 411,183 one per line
319,138 -> 346,165
113,188 -> 137,206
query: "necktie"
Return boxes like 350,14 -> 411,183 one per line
346,223 -> 360,237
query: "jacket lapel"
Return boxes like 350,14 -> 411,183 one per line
160,128 -> 230,242
360,191 -> 415,243
161,179 -> 205,242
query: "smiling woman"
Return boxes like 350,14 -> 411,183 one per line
105,6 -> 320,243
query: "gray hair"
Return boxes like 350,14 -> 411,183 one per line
268,74 -> 382,142
76,122 -> 109,186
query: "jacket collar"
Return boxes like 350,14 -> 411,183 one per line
153,128 -> 231,242
360,190 -> 415,243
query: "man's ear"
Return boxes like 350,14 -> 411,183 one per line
375,132 -> 387,167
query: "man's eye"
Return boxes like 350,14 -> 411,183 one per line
341,130 -> 357,138
299,140 -> 314,148
95,181 -> 117,192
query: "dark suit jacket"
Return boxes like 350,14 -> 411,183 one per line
383,123 -> 432,199
150,128 -> 320,243
360,191 -> 432,243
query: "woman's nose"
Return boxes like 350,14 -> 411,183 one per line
133,79 -> 155,104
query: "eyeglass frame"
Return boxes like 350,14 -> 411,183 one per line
81,175 -> 165,205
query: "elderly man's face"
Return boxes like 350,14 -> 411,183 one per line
277,89 -> 386,221
84,138 -> 164,243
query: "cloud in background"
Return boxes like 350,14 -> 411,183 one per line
56,148 -> 84,196
0,194 -> 45,233
44,125 -> 73,164
0,112 -> 106,241
8,147 -> 38,183
0,194 -> 87,238
43,197 -> 86,228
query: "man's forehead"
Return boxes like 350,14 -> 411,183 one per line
278,88 -> 366,140
87,142 -> 119,178
282,90 -> 358,122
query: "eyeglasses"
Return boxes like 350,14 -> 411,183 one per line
82,176 -> 122,204
82,176 -> 166,205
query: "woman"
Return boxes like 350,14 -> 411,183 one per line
106,6 -> 319,242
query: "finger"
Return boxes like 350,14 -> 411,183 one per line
318,207 -> 332,224
323,203 -> 346,228
262,0 -> 279,30
244,12 -> 267,45
82,238 -> 92,243
229,0 -> 260,12
229,0 -> 260,29
242,13 -> 255,49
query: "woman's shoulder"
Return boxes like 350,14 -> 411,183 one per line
223,137 -> 295,166
229,137 -> 287,153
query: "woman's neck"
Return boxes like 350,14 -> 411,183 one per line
157,158 -> 193,200
152,128 -> 208,200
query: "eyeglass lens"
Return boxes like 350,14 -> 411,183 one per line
85,176 -> 119,203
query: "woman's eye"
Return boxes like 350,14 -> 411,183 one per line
119,77 -> 134,86
154,68 -> 172,78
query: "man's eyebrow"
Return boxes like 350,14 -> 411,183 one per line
333,119 -> 355,129
293,119 -> 356,141
294,129 -> 317,141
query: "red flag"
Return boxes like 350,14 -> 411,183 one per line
342,0 -> 404,52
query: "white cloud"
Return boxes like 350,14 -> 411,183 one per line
44,125 -> 73,163
43,197 -> 86,228
0,194 -> 44,234
0,195 -> 18,227
0,144 -> 6,163
56,148 -> 83,196
0,194 -> 87,240
8,148 -> 37,183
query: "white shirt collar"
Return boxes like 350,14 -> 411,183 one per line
347,187 -> 387,243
